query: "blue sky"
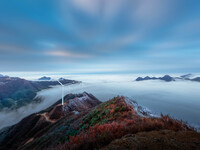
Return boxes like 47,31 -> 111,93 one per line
0,0 -> 200,74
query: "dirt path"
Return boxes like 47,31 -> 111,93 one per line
40,112 -> 56,123
24,138 -> 34,145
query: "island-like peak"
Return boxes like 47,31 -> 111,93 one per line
136,75 -> 175,82
38,76 -> 51,81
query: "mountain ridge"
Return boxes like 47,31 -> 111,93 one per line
135,74 -> 200,82
0,93 -> 199,150
136,75 -> 175,82
0,76 -> 79,110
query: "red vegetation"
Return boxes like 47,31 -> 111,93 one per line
60,113 -> 192,150
3,95 -> 195,150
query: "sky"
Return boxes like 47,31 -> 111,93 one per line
0,0 -> 200,74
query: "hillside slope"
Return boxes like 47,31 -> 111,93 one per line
0,93 -> 199,150
102,130 -> 200,150
0,76 -> 79,110
0,92 -> 100,150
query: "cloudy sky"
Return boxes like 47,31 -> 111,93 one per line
0,0 -> 200,74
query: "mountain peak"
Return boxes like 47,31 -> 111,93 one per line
0,94 -> 199,150
136,75 -> 175,82
38,76 -> 51,81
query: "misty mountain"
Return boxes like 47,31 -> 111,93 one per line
180,74 -> 200,82
0,93 -> 199,150
180,74 -> 193,79
136,74 -> 200,83
38,76 -> 51,81
0,74 -> 8,78
0,76 -> 79,110
191,77 -> 200,82
136,75 -> 175,82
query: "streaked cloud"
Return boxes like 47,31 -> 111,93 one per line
0,0 -> 200,73
47,50 -> 92,58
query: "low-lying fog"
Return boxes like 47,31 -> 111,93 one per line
0,74 -> 200,131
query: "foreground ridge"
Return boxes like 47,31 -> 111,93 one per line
0,94 -> 199,150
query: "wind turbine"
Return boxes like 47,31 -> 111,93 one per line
58,80 -> 64,106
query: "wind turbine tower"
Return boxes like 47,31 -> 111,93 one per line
58,80 -> 64,106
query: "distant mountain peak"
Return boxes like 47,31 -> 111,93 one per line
59,77 -> 65,81
136,75 -> 175,82
0,74 -> 9,78
159,75 -> 175,81
180,74 -> 193,78
38,76 -> 51,80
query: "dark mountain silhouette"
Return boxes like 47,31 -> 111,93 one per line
191,77 -> 200,82
179,74 -> 200,82
136,75 -> 175,82
180,74 -> 193,78
136,74 -> 200,83
0,74 -> 9,78
38,76 -> 51,80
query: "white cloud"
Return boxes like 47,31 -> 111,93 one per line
65,0 -> 173,25
67,0 -> 124,18
69,0 -> 100,16
170,18 -> 200,39
0,44 -> 29,53
133,0 -> 174,28
46,50 -> 92,58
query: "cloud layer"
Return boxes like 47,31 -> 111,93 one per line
0,0 -> 200,73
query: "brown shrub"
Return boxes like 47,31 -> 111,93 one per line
57,114 -> 193,150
